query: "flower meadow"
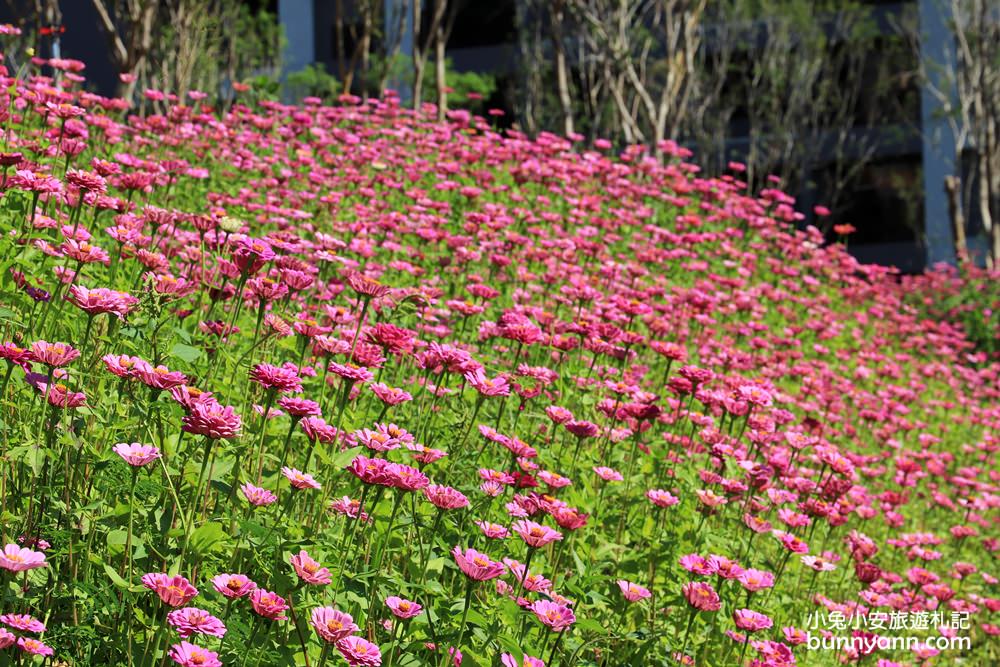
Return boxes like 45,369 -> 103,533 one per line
0,49 -> 998,667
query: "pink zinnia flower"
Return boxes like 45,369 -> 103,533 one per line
29,340 -> 80,367
182,400 -> 242,439
733,609 -> 773,632
452,546 -> 506,581
385,596 -> 422,619
240,482 -> 278,507
0,614 -> 45,633
311,607 -> 359,643
210,573 -> 257,599
168,641 -> 222,667
512,520 -> 563,548
336,635 -> 382,666
424,484 -> 469,510
737,569 -> 775,592
142,573 -> 198,607
167,607 -> 227,638
0,628 -> 14,649
646,489 -> 680,507
282,467 -> 322,490
290,550 -> 332,585
16,637 -> 54,656
617,580 -> 652,602
682,582 -> 721,611
67,285 -> 138,319
250,363 -> 302,393
113,442 -> 161,466
0,544 -> 46,572
501,654 -> 545,667
530,600 -> 575,632
250,588 -> 289,620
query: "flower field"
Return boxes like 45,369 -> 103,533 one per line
0,52 -> 998,667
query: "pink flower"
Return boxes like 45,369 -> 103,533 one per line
682,582 -> 721,612
646,489 -> 680,507
336,635 -> 382,666
182,400 -> 242,439
733,608 -> 773,632
0,614 -> 45,633
311,607 -> 358,643
617,580 -> 652,602
512,520 -> 563,548
501,654 -> 545,667
167,607 -> 227,638
168,641 -> 222,667
250,363 -> 302,393
240,482 -> 277,507
593,466 -> 623,482
16,637 -> 54,656
530,600 -> 575,632
113,442 -> 161,466
737,569 -> 775,592
0,544 -> 46,572
29,340 -> 80,367
465,367 -> 510,397
290,550 -> 332,585
475,521 -> 509,539
250,588 -> 289,620
385,596 -> 422,619
142,573 -> 198,607
0,629 -> 14,649
210,573 -> 257,599
424,484 -> 469,510
282,467 -> 322,490
452,546 -> 506,581
67,285 -> 138,319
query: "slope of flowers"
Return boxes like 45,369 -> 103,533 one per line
0,52 -> 997,667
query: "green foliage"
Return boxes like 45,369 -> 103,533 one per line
285,63 -> 340,103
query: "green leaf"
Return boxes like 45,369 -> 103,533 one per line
328,445 -> 363,469
170,343 -> 203,363
189,521 -> 228,556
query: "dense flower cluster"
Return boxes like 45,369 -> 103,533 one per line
0,42 -> 996,667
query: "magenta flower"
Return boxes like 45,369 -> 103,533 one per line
67,285 -> 138,319
210,573 -> 257,599
733,608 -> 773,632
250,363 -> 303,393
311,607 -> 358,643
167,607 -> 227,638
240,482 -> 277,507
250,588 -> 289,620
512,520 -> 563,548
424,484 -> 469,510
0,614 -> 45,633
335,635 -> 382,666
142,573 -> 198,607
181,400 -> 242,439
0,544 -> 46,572
617,580 -> 652,602
29,340 -> 80,367
385,596 -> 422,619
452,546 -> 506,581
682,582 -> 721,612
530,600 -> 575,632
502,655 -> 545,667
282,467 -> 322,490
167,641 -> 222,667
16,637 -> 54,656
290,550 -> 332,585
737,569 -> 775,592
113,442 -> 161,467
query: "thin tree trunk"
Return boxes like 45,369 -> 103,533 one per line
945,175 -> 968,264
434,0 -> 447,120
551,0 -> 574,136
